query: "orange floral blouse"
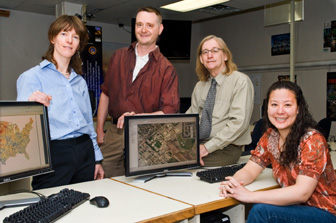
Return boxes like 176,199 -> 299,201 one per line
250,128 -> 336,215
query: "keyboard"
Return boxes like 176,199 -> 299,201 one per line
196,163 -> 246,183
3,188 -> 90,223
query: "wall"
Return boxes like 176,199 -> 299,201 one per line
171,23 -> 201,98
0,10 -> 132,193
1,0 -> 336,193
1,0 -> 336,127
0,10 -> 131,101
194,0 -> 336,136
0,11 -> 52,100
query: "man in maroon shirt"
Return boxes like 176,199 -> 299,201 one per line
96,7 -> 180,177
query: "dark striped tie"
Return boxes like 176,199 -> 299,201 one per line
199,78 -> 217,140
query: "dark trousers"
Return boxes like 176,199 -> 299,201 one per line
32,134 -> 95,190
247,204 -> 336,223
202,144 -> 243,167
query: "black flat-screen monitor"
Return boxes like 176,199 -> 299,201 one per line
0,101 -> 53,184
131,19 -> 192,60
124,114 -> 199,182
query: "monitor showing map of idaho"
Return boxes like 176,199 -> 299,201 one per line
0,103 -> 51,181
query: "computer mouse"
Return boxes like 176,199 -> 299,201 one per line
90,196 -> 109,208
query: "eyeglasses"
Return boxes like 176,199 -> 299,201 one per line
201,48 -> 222,56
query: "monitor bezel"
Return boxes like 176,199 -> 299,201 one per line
0,101 -> 53,184
124,113 -> 200,177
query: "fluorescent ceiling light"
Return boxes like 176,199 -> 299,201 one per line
161,0 -> 230,12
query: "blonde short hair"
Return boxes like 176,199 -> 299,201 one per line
195,35 -> 237,81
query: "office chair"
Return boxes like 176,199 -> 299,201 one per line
243,118 -> 265,155
180,97 -> 191,113
316,118 -> 332,141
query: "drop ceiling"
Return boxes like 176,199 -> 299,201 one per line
0,0 -> 285,26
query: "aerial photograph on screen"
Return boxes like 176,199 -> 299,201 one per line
137,122 -> 197,167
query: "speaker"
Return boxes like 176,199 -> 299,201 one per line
264,0 -> 303,26
56,2 -> 83,18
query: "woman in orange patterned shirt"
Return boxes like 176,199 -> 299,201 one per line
219,81 -> 336,223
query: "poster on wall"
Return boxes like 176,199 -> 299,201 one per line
271,33 -> 290,56
327,72 -> 336,121
278,75 -> 297,83
332,21 -> 336,52
81,26 -> 103,117
324,22 -> 332,52
248,74 -> 261,104
324,21 -> 336,52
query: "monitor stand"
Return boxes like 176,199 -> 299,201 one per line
0,197 -> 41,210
132,171 -> 192,183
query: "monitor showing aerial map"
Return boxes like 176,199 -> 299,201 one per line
0,101 -> 53,184
124,114 -> 200,178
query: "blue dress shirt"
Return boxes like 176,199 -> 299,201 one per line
17,60 -> 103,161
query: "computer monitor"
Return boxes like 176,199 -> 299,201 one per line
124,114 -> 200,182
0,101 -> 53,208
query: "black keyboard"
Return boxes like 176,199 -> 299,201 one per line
3,188 -> 90,223
196,163 -> 246,183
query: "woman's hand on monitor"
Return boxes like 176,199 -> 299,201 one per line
28,90 -> 52,107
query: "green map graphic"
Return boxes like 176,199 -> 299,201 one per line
0,118 -> 33,165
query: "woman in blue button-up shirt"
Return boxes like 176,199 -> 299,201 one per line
17,15 -> 104,190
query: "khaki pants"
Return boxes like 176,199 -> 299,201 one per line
202,144 -> 243,167
100,124 -> 125,178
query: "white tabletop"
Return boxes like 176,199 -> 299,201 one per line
113,156 -> 278,214
0,179 -> 194,223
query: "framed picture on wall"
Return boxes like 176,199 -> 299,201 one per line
271,33 -> 290,56
278,75 -> 296,83
324,20 -> 336,52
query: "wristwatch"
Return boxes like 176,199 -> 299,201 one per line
95,160 -> 103,165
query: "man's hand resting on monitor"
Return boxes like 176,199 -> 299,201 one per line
117,111 -> 165,129
200,144 -> 209,166
117,111 -> 136,129
28,91 -> 52,107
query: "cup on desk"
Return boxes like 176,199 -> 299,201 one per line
328,141 -> 336,151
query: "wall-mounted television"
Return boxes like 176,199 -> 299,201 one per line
124,114 -> 199,182
131,19 -> 192,60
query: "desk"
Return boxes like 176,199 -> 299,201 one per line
2,152 -> 333,223
0,179 -> 194,223
113,156 -> 278,222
